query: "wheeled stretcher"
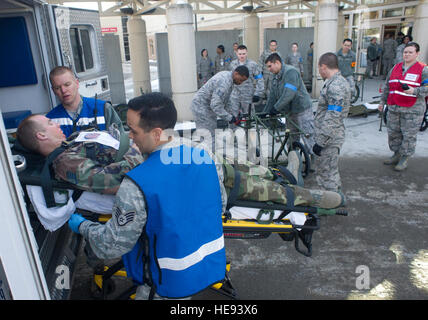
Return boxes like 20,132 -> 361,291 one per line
11,138 -> 347,300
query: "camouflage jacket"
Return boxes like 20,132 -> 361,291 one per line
285,52 -> 304,74
337,49 -> 356,78
191,71 -> 235,121
79,137 -> 227,261
229,58 -> 264,100
197,56 -> 214,77
382,38 -> 397,59
215,52 -> 232,74
314,71 -> 351,149
52,124 -> 143,194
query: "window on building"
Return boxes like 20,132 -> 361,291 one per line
69,25 -> 95,73
404,6 -> 416,16
362,10 -> 379,20
383,8 -> 403,18
121,16 -> 130,61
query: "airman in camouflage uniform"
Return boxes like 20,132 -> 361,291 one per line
381,33 -> 397,78
258,40 -> 282,98
263,53 -> 316,155
16,115 -> 142,195
314,53 -> 351,192
191,68 -> 249,143
77,140 -> 345,300
197,50 -> 214,88
285,43 -> 304,77
229,45 -> 264,115
337,39 -> 356,96
53,124 -> 143,194
379,42 -> 428,171
215,45 -> 232,74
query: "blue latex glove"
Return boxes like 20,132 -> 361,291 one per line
68,213 -> 87,234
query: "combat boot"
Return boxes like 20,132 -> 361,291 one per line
394,156 -> 409,171
293,186 -> 345,209
383,152 -> 400,165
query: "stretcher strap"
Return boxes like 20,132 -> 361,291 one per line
41,146 -> 66,208
226,167 -> 241,210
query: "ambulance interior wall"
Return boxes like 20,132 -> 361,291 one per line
155,30 -> 242,96
0,11 -> 53,115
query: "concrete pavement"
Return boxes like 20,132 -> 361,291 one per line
194,156 -> 428,300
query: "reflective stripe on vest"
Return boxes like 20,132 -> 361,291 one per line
387,62 -> 425,107
157,235 -> 224,271
46,97 -> 106,137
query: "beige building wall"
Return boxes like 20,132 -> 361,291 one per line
100,15 -> 168,62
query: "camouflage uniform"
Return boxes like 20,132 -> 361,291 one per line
78,138 -> 344,297
314,71 -> 351,192
228,58 -> 264,115
53,124 -> 143,194
258,50 -> 282,99
191,71 -> 236,140
222,154 -> 344,208
285,52 -> 304,76
395,43 -> 405,64
264,64 -> 316,154
197,56 -> 214,89
78,137 -> 227,300
337,48 -> 356,96
215,52 -> 232,74
380,64 -> 428,157
382,38 -> 397,77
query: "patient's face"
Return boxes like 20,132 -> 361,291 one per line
37,115 -> 66,141
127,109 -> 156,155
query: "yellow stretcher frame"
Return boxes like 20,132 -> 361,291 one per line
81,204 -> 346,300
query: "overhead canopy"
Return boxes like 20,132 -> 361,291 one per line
45,0 -> 365,16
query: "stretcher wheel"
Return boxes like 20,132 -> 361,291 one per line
289,141 -> 310,178
90,277 -> 116,299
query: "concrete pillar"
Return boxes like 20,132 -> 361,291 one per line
243,13 -> 260,61
166,2 -> 197,121
312,0 -> 338,98
413,0 -> 428,64
336,11 -> 345,52
127,16 -> 151,97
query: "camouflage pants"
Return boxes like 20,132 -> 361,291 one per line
288,107 -> 316,155
345,75 -> 356,97
382,57 -> 395,77
230,86 -> 252,115
263,73 -> 274,100
222,161 -> 306,206
386,109 -> 424,157
315,146 -> 341,192
222,160 -> 344,208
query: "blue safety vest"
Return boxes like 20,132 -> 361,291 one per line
46,97 -> 106,137
123,144 -> 226,298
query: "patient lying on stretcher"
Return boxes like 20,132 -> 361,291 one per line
15,114 -> 345,232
